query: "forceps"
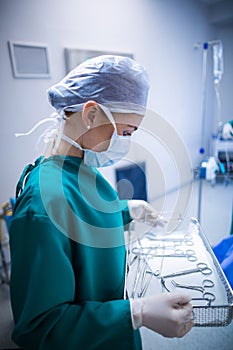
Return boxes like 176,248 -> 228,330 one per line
161,278 -> 215,305
172,279 -> 216,305
156,262 -> 212,279
192,293 -> 216,305
144,233 -> 194,246
132,247 -> 197,262
131,255 -> 150,298
171,279 -> 214,293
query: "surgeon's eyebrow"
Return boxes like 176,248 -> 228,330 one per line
128,125 -> 138,131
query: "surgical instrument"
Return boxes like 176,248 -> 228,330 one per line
132,247 -> 197,262
171,279 -> 214,293
143,233 -> 194,246
123,244 -> 130,300
144,239 -> 183,248
154,262 -> 212,279
131,255 -> 150,298
171,279 -> 216,306
131,257 -> 144,298
137,270 -> 153,298
161,278 -> 216,306
161,279 -> 216,305
134,243 -> 184,251
192,293 -> 216,306
161,277 -> 171,293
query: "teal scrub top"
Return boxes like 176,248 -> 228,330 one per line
9,156 -> 142,350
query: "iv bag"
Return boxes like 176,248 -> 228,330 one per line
213,41 -> 224,84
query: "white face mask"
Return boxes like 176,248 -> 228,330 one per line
61,105 -> 131,167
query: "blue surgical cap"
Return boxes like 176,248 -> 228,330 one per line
47,55 -> 149,114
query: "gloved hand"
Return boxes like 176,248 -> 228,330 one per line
128,200 -> 167,227
223,122 -> 233,139
130,293 -> 194,338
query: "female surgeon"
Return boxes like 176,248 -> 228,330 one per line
10,55 -> 193,350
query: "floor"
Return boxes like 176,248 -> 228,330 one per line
0,180 -> 232,349
0,284 -> 17,349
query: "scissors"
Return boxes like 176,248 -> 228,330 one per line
132,246 -> 197,262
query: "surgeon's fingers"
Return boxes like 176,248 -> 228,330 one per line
172,294 -> 194,338
172,293 -> 192,307
178,319 -> 194,338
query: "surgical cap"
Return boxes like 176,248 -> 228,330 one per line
47,55 -> 149,114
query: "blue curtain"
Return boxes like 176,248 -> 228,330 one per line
213,235 -> 233,288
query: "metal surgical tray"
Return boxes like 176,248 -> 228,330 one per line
125,217 -> 233,327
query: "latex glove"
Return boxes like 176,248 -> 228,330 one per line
222,123 -> 233,139
128,200 -> 167,227
130,293 -> 194,338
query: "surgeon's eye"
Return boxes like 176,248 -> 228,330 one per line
123,130 -> 132,136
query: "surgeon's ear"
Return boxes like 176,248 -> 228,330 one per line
82,101 -> 98,129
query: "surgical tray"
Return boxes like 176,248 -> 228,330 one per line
125,217 -> 233,327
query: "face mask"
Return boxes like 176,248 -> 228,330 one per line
61,105 -> 131,167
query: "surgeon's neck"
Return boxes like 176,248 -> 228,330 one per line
44,138 -> 84,158
44,112 -> 87,158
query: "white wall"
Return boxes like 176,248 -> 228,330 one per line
0,0 -> 221,205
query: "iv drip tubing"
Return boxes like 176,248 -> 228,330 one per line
196,40 -> 224,222
200,46 -> 208,151
198,43 -> 209,223
214,82 -> 221,125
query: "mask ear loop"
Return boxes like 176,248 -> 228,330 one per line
98,104 -> 117,131
15,111 -> 67,154
51,113 -> 67,154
